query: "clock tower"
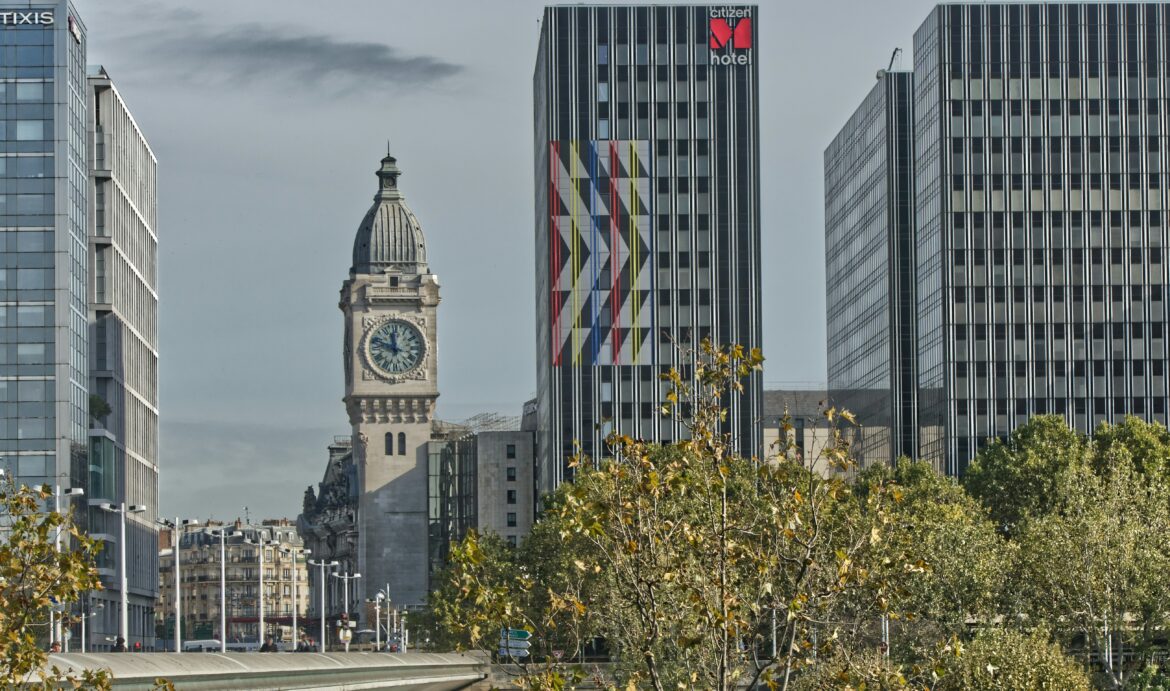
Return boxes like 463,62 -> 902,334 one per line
340,153 -> 439,607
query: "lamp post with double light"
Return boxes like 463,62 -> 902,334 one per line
209,527 -> 230,653
331,571 -> 361,622
307,558 -> 338,652
77,600 -> 103,653
51,484 -> 83,647
281,547 -> 309,648
331,571 -> 360,652
157,517 -> 195,652
97,502 -> 145,646
242,532 -> 279,644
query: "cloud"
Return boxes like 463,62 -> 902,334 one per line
93,4 -> 463,94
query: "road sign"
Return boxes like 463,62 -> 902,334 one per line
499,638 -> 532,650
499,647 -> 530,658
504,628 -> 532,640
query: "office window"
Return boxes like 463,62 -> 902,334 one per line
506,535 -> 517,547
506,444 -> 516,459
398,432 -> 406,456
506,467 -> 517,482
506,512 -> 517,528
15,121 -> 43,141
385,433 -> 394,455
507,490 -> 517,504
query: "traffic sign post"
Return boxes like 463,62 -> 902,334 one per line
499,627 -> 534,660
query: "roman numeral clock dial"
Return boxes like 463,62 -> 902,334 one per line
365,320 -> 425,376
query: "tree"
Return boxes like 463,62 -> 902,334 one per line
434,341 -> 898,690
934,627 -> 1092,691
855,460 -> 1010,653
0,475 -> 110,688
88,394 -> 112,423
1091,415 -> 1170,480
963,416 -> 1091,535
1012,459 -> 1170,689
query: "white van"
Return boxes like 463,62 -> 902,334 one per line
182,639 -> 221,653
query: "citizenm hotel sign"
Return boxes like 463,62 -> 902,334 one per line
708,7 -> 752,65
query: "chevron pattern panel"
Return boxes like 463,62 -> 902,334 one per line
548,139 -> 654,367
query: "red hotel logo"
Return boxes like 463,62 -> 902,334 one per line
708,7 -> 752,65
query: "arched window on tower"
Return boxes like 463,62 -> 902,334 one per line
385,433 -> 394,456
398,432 -> 407,456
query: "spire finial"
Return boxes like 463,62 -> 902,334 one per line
375,150 -> 402,198
386,140 -> 391,157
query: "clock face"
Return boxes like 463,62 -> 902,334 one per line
366,320 -> 425,375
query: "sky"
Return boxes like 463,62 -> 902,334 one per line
81,0 -> 941,522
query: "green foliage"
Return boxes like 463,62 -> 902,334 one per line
434,341 -> 903,690
857,461 -> 1009,648
0,475 -> 108,688
1092,416 -> 1170,480
935,628 -> 1092,691
88,394 -> 112,422
432,347 -> 1170,690
963,416 -> 1091,534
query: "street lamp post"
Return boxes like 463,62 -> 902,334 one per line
307,559 -> 338,653
330,571 -> 361,621
98,502 -> 145,647
210,528 -> 229,653
367,592 -> 386,651
283,547 -> 308,649
242,532 -> 279,645
51,485 -> 83,647
78,601 -> 103,653
331,571 -> 360,653
157,518 -> 194,653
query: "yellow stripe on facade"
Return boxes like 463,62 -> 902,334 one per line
570,140 -> 581,365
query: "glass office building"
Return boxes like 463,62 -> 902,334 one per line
0,0 -> 87,489
0,2 -> 158,649
86,65 -> 158,651
825,71 -> 917,468
534,5 -> 762,491
908,3 -> 1170,473
914,3 -> 1170,472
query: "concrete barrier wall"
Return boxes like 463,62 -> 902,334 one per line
44,651 -> 489,691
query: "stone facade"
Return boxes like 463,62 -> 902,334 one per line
156,519 -> 308,645
475,431 -> 535,547
340,154 -> 440,608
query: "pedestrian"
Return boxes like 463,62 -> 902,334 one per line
112,637 -> 126,653
259,637 -> 276,652
133,641 -> 142,652
48,642 -> 61,653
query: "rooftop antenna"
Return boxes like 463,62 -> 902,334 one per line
386,140 -> 391,156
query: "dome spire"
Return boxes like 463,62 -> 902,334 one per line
351,151 -> 427,275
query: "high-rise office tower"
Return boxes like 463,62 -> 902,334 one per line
916,2 -> 1170,473
829,3 -> 1170,475
825,70 -> 917,468
534,5 -> 762,491
0,3 -> 88,493
86,66 -> 158,650
0,1 -> 157,651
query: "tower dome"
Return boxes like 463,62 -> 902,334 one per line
350,153 -> 427,275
